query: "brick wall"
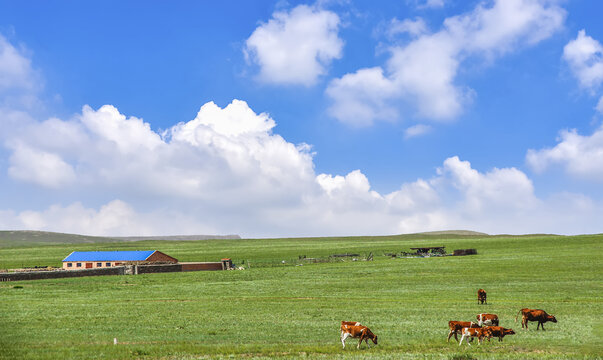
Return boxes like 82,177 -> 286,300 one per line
136,264 -> 182,274
147,251 -> 178,263
181,262 -> 223,271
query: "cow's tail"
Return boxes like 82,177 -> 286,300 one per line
515,309 -> 522,322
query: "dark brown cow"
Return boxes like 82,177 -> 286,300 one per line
340,324 -> 377,349
477,289 -> 487,304
483,326 -> 515,341
447,321 -> 480,342
518,309 -> 557,330
515,308 -> 531,322
459,327 -> 487,346
477,313 -> 499,326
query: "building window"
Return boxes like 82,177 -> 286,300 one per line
97,262 -> 102,267
76,263 -> 82,267
106,262 -> 111,267
67,263 -> 72,267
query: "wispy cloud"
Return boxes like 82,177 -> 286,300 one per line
326,0 -> 566,126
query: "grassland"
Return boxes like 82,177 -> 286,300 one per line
0,233 -> 601,359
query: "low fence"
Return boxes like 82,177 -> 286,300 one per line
0,262 -> 225,282
0,267 -> 124,281
453,249 -> 478,256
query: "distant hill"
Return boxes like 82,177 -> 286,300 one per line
414,230 -> 489,236
113,235 -> 241,241
0,230 -> 240,247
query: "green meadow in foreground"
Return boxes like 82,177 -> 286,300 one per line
0,234 -> 601,359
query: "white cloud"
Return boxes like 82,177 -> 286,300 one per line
413,0 -> 445,9
597,96 -> 603,114
8,144 -> 76,188
441,156 -> 537,212
404,124 -> 432,138
3,102 -> 600,237
327,0 -> 565,125
0,34 -> 42,111
245,4 -> 343,86
2,100 -> 321,235
563,30 -> 603,92
4,200 -> 217,237
325,67 -> 398,126
80,105 -> 163,153
388,17 -> 428,38
526,125 -> 603,182
0,34 -> 36,92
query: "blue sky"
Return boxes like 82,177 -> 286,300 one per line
1,0 -> 602,237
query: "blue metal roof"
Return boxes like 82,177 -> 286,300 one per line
63,250 -> 156,262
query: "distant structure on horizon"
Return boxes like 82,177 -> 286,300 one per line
62,250 -> 177,270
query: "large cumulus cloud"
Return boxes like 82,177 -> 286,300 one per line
2,99 -> 600,237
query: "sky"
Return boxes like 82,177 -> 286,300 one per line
0,0 -> 602,238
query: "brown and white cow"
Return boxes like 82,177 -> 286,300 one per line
477,313 -> 499,326
340,324 -> 377,349
340,321 -> 361,338
482,326 -> 515,342
459,327 -> 487,346
447,321 -> 480,342
477,289 -> 487,304
517,309 -> 557,330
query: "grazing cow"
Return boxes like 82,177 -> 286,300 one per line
459,327 -> 487,346
515,308 -> 531,323
447,321 -> 480,342
341,321 -> 361,338
477,313 -> 499,326
518,309 -> 557,330
340,324 -> 377,349
477,289 -> 487,304
482,326 -> 515,342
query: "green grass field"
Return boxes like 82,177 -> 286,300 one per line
0,234 -> 601,359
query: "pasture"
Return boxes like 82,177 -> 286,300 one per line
0,233 -> 601,359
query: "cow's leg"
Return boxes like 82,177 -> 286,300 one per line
540,322 -> 545,331
459,334 -> 466,346
341,332 -> 350,349
357,336 -> 363,349
447,329 -> 457,342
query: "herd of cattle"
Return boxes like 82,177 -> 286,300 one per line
340,289 -> 558,349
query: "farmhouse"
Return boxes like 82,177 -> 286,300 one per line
62,250 -> 177,270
